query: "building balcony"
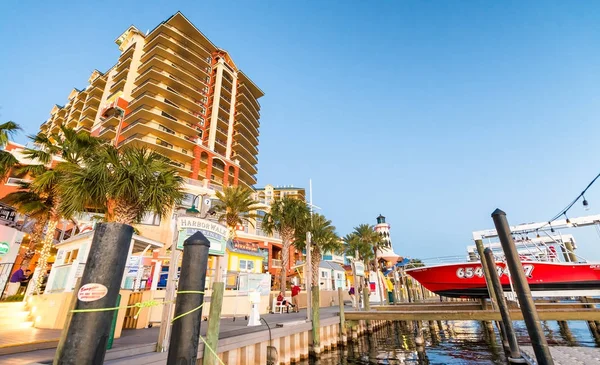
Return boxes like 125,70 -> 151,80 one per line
75,124 -> 91,133
117,45 -> 135,65
141,55 -> 209,95
109,76 -> 127,95
126,93 -> 202,132
120,118 -> 196,150
236,110 -> 259,130
162,24 -> 212,63
66,118 -> 78,129
232,142 -> 258,164
87,85 -> 104,98
237,92 -> 261,119
141,43 -> 209,87
101,114 -> 120,127
144,34 -> 210,78
134,66 -> 206,109
236,101 -> 260,122
234,121 -> 259,142
118,133 -> 193,162
233,131 -> 258,154
99,125 -> 116,138
79,114 -> 94,127
231,153 -> 258,175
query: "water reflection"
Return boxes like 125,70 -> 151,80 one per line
301,319 -> 598,364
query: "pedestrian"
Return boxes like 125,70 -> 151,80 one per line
348,286 -> 355,307
19,269 -> 32,295
291,282 -> 301,313
6,266 -> 25,296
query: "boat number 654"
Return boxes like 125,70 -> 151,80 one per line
456,265 -> 534,279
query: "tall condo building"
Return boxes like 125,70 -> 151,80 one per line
39,12 -> 263,190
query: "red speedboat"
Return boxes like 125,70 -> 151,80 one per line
406,225 -> 600,298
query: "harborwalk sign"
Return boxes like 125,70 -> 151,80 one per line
176,217 -> 227,256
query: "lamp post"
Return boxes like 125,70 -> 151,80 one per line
186,193 -> 212,216
157,195 -> 217,352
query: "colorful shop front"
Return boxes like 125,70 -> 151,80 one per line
29,230 -> 164,336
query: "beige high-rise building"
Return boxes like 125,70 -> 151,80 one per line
39,12 -> 263,190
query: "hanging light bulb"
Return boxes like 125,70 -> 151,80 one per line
583,196 -> 590,211
536,230 -> 540,238
564,213 -> 571,226
549,222 -> 555,233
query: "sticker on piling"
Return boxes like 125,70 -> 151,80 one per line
78,283 -> 108,302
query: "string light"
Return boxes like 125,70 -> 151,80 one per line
583,195 -> 590,211
508,171 -> 600,236
536,230 -> 540,238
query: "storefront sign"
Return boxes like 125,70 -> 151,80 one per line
176,217 -> 227,255
77,283 -> 108,302
0,242 -> 9,255
232,240 -> 259,252
354,262 -> 365,277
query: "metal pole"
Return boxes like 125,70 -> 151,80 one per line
483,248 -> 522,362
492,209 -> 554,365
54,223 -> 134,365
167,231 -> 211,364
306,178 -> 313,322
306,231 -> 312,322
352,249 -> 360,309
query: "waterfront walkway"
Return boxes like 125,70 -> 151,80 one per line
521,346 -> 600,364
0,307 -> 340,364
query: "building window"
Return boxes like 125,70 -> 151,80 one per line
239,259 -> 254,273
321,271 -> 328,278
64,249 -> 79,264
140,212 -> 161,226
337,273 -> 343,280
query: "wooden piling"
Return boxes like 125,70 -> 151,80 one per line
203,282 -> 224,365
363,288 -> 372,333
338,288 -> 347,345
311,285 -> 321,356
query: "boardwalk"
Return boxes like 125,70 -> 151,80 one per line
0,307 -> 340,364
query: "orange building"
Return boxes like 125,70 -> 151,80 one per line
39,12 -> 262,191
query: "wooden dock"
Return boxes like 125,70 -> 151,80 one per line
345,301 -> 600,321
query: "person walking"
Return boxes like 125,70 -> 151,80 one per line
6,266 -> 26,296
291,283 -> 301,313
348,286 -> 356,307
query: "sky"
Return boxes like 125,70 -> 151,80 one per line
1,1 -> 600,260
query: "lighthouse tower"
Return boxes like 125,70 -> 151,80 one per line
375,214 -> 399,266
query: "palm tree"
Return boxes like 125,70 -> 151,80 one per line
59,145 -> 184,225
12,127 -> 102,292
0,121 -> 22,181
352,224 -> 383,272
213,185 -> 261,238
2,183 -> 53,266
262,197 -> 310,291
294,213 -> 341,288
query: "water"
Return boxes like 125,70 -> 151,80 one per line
302,320 -> 598,364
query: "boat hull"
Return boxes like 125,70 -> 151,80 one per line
405,261 -> 600,298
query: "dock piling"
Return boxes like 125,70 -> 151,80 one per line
363,288 -> 372,333
492,209 -> 554,365
483,248 -> 523,363
167,231 -> 211,365
338,288 -> 347,345
203,282 -> 224,365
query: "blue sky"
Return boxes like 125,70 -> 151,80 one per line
2,1 -> 600,260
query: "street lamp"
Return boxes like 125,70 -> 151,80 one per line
185,194 -> 216,218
